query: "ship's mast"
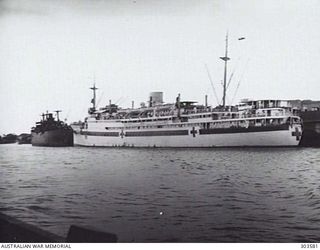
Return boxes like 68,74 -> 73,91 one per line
220,32 -> 230,108
176,93 -> 181,118
90,81 -> 98,112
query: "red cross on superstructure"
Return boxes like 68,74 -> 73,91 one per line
190,127 -> 198,137
120,129 -> 125,138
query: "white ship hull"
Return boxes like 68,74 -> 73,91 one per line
73,124 -> 302,147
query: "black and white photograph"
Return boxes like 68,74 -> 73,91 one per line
0,0 -> 320,247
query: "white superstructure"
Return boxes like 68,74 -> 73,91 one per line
72,94 -> 302,147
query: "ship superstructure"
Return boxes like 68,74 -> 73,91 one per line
72,90 -> 302,147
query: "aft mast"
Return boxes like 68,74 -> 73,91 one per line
220,32 -> 230,108
90,78 -> 98,113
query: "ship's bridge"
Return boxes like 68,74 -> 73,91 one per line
238,99 -> 290,110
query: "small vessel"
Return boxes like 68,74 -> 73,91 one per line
72,34 -> 303,147
31,111 -> 73,147
17,133 -> 31,144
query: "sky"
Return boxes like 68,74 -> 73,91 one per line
1,0 -> 320,134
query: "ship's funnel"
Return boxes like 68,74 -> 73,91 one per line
149,92 -> 163,106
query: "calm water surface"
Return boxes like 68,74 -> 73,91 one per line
1,144 -> 320,242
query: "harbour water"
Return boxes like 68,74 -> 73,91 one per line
1,144 -> 320,242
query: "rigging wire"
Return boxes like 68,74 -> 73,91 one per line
204,63 -> 220,106
96,92 -> 104,107
231,58 -> 250,105
115,96 -> 130,106
226,57 -> 241,90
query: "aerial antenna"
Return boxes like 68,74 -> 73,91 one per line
204,63 -> 220,105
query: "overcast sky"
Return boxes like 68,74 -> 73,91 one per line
1,0 -> 320,134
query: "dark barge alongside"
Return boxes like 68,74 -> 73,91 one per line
299,110 -> 320,147
31,111 -> 73,147
289,100 -> 320,147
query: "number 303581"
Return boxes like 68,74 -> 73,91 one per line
301,244 -> 318,248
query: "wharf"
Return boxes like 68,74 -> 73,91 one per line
0,213 -> 63,242
0,213 -> 117,243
